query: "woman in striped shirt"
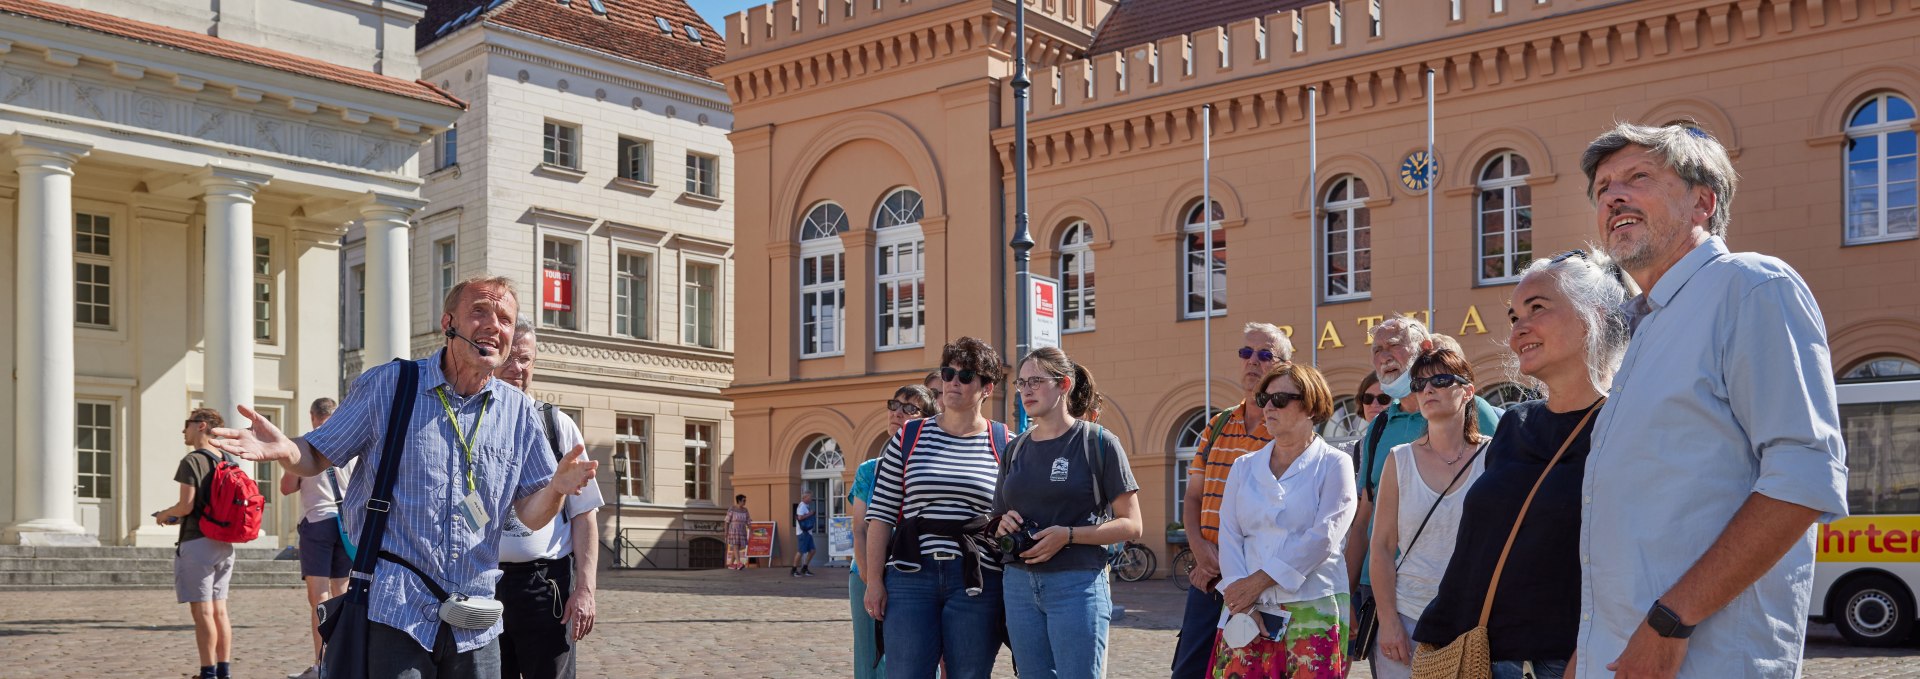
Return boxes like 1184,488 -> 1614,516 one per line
863,336 -> 1013,679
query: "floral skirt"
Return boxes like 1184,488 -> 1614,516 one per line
1209,593 -> 1349,679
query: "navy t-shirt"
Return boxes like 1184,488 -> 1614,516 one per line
992,421 -> 1138,572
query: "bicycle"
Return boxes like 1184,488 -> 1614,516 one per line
1170,544 -> 1196,591
1107,541 -> 1157,583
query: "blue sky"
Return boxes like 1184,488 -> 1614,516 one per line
689,0 -> 766,33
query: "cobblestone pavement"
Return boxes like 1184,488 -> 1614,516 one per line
1,566 -> 1915,678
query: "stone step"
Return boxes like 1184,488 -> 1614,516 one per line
0,545 -> 283,560
0,557 -> 303,573
0,569 -> 300,587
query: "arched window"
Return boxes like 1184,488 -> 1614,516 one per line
1182,201 -> 1227,319
1324,176 -> 1371,301
1060,221 -> 1096,332
875,189 -> 926,350
1842,356 -> 1920,381
1172,409 -> 1211,526
1322,396 -> 1368,441
1481,382 -> 1540,408
799,203 -> 849,358
1477,152 -> 1534,284
802,437 -> 845,476
1844,93 -> 1918,244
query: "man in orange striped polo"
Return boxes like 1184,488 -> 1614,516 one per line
1170,322 -> 1290,679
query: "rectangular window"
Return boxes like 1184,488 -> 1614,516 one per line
616,252 -> 650,339
1330,3 -> 1343,45
799,247 -> 845,357
875,235 -> 925,349
543,121 -> 579,169
347,264 -> 366,350
618,137 -> 652,183
1843,397 -> 1920,515
1182,230 -> 1227,318
434,238 -> 457,312
685,153 -> 718,198
1451,0 -> 1463,21
437,126 -> 459,170
683,262 -> 718,348
76,401 -> 112,500
1370,0 -> 1383,37
542,238 -> 580,330
74,212 -> 111,328
253,236 -> 273,342
616,415 -> 650,502
684,422 -> 714,502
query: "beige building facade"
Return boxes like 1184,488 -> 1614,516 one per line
719,0 -> 1920,561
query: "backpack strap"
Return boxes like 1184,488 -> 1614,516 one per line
344,358 -> 422,601
987,421 -> 1009,465
535,402 -> 568,524
1361,410 -> 1392,503
1197,408 -> 1234,467
893,418 -> 927,524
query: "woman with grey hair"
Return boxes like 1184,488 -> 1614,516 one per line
1410,250 -> 1629,679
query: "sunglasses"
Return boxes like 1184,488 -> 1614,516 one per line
1254,391 -> 1304,409
1550,249 -> 1588,264
885,400 -> 925,416
1356,393 -> 1394,407
1238,347 -> 1281,363
183,419 -> 208,427
1410,374 -> 1472,392
939,366 -> 991,385
1013,376 -> 1061,391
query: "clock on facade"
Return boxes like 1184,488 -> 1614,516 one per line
1400,150 -> 1437,191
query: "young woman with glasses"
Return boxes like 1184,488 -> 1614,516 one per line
1212,362 -> 1358,678
1368,349 -> 1491,679
991,347 -> 1141,679
846,384 -> 937,679
864,337 -> 1014,678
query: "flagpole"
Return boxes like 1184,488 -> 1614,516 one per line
1307,86 -> 1319,366
1202,103 -> 1214,421
1426,68 -> 1436,318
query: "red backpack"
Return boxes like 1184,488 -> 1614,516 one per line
196,450 -> 265,543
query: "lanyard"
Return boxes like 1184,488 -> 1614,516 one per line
433,387 -> 491,493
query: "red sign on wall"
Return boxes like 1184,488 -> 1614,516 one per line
543,269 -> 572,311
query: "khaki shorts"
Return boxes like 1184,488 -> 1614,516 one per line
174,537 -> 234,603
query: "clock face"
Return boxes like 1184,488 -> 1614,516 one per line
1400,151 -> 1436,191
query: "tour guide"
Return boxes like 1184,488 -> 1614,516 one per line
212,275 -> 598,675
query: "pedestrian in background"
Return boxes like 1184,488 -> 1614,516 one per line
994,347 -> 1140,679
279,397 -> 355,679
155,407 -> 235,679
793,489 -> 818,577
725,495 -> 752,570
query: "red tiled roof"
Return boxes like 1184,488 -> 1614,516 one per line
1088,0 -> 1317,56
422,0 -> 725,82
0,0 -> 465,109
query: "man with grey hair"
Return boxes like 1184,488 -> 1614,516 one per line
494,317 -> 604,678
1576,123 -> 1847,678
1342,315 -> 1500,670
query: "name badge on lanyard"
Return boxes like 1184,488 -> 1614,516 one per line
458,490 -> 490,532
437,387 -> 494,534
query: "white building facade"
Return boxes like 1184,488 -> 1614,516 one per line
399,0 -> 736,567
0,0 -> 462,546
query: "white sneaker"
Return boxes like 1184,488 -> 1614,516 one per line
289,665 -> 320,679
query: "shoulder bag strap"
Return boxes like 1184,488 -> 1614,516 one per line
1362,411 -> 1392,502
1393,440 -> 1489,570
536,403 -> 569,524
1477,398 -> 1604,626
1198,409 -> 1233,464
345,358 -> 422,600
894,418 -> 926,524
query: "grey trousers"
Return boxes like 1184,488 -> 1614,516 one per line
367,621 -> 502,679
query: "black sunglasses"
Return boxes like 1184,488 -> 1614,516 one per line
1254,391 -> 1304,409
1410,374 -> 1472,392
184,418 -> 208,426
939,366 -> 991,385
1238,347 -> 1281,363
1550,249 -> 1588,264
885,400 -> 924,416
1356,393 -> 1394,407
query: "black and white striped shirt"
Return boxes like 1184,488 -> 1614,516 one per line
866,420 -> 1005,570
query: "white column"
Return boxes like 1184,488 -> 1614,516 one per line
199,167 -> 271,428
6,134 -> 93,545
360,194 -> 426,363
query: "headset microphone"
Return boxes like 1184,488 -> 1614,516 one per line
444,327 -> 495,357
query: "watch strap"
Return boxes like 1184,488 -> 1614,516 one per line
1648,600 -> 1697,639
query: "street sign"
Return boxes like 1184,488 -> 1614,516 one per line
1030,275 -> 1060,350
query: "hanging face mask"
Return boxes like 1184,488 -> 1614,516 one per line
1380,368 -> 1414,400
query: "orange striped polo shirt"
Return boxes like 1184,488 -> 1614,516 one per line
1190,403 -> 1272,543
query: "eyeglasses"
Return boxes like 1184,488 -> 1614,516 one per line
1356,393 -> 1394,407
1013,376 -> 1061,391
885,400 -> 925,416
1238,347 -> 1281,363
939,366 -> 991,385
1550,249 -> 1588,264
1254,391 -> 1304,409
1409,374 -> 1472,392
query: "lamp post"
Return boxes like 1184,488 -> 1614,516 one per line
1009,0 -> 1034,431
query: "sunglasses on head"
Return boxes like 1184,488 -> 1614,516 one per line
1238,347 -> 1281,363
1550,249 -> 1588,264
1410,374 -> 1471,392
885,400 -> 925,416
1254,391 -> 1304,409
1357,393 -> 1394,407
939,366 -> 991,385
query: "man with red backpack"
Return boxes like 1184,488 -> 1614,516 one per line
154,407 -> 258,679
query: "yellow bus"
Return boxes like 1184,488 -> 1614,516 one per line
1813,377 -> 1920,646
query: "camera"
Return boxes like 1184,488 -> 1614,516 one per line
998,519 -> 1042,560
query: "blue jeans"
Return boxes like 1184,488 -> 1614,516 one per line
882,556 -> 1004,679
1170,584 -> 1224,679
1492,659 -> 1568,679
850,571 -> 886,679
1002,565 -> 1111,679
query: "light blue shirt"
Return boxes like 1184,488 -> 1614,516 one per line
847,457 -> 880,576
1577,237 -> 1848,678
307,350 -> 557,653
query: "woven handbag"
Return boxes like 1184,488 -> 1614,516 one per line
1410,400 -> 1602,679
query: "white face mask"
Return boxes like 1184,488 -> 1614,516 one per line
1381,368 -> 1414,399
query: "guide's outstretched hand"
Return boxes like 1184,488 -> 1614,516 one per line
209,404 -> 298,463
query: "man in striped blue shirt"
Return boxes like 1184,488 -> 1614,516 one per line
212,276 -> 598,677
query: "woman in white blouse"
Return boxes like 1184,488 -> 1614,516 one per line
1214,362 -> 1359,677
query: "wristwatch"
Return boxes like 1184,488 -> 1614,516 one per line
1646,600 -> 1696,639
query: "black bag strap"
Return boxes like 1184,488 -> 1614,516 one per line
1361,410 -> 1391,502
378,551 -> 450,601
1392,440 -> 1488,571
344,358 -> 421,602
535,402 -> 569,525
